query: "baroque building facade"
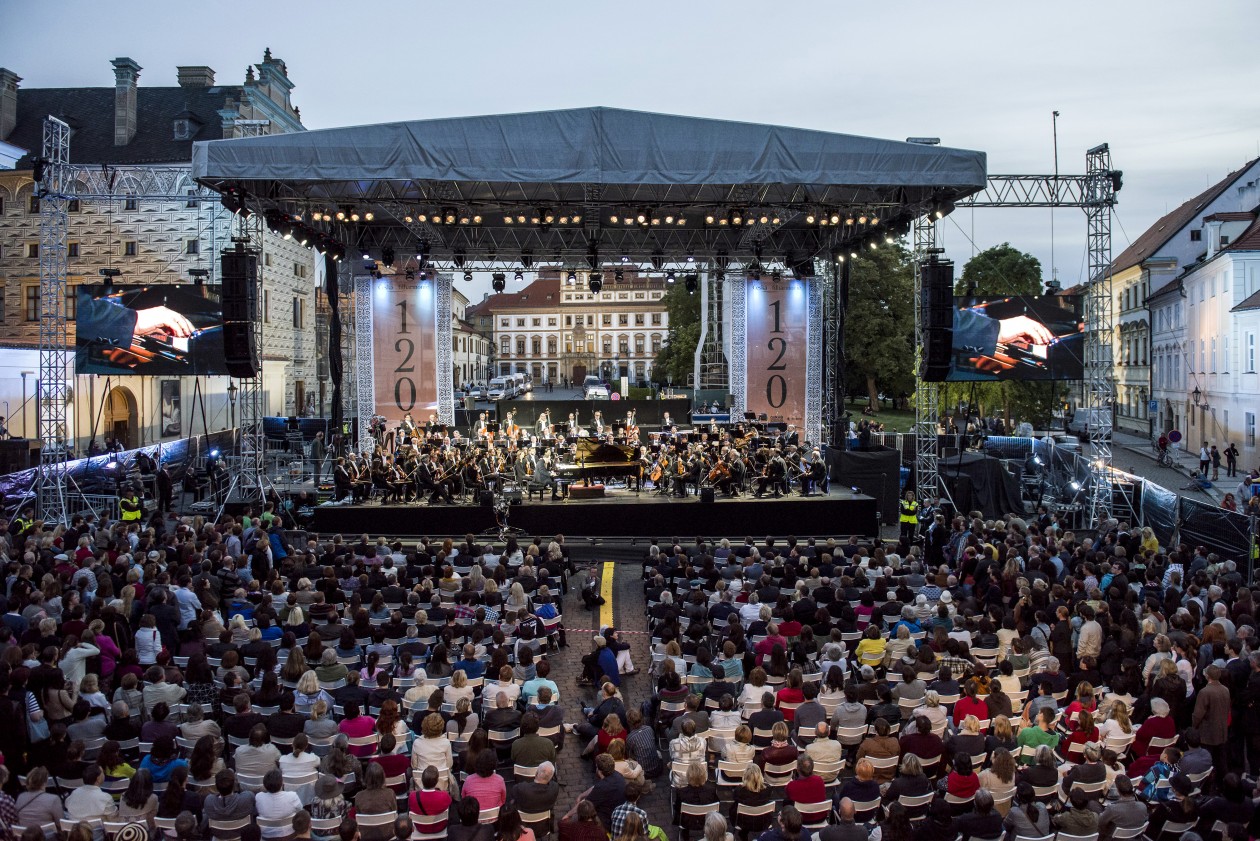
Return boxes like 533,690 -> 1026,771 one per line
0,51 -> 319,453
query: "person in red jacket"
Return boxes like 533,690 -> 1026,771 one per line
953,681 -> 989,726
783,755 -> 828,823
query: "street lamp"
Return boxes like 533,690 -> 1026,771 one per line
227,382 -> 238,429
1191,386 -> 1202,406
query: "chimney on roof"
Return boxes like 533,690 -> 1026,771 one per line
111,57 -> 142,146
0,68 -> 20,142
176,66 -> 215,88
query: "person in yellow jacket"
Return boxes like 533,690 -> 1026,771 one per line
119,489 -> 143,522
899,490 -> 919,545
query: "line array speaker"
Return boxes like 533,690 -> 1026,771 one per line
221,250 -> 260,378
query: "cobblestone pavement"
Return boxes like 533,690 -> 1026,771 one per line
544,556 -> 668,824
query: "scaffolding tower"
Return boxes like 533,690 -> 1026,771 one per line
36,117 -> 72,522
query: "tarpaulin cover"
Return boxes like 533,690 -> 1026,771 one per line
828,447 -> 901,524
192,107 -> 987,190
1140,481 -> 1178,549
1178,497 -> 1252,561
0,431 -> 234,517
939,452 -> 1024,520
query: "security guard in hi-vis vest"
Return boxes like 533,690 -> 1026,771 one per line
899,490 -> 919,545
120,489 -> 143,522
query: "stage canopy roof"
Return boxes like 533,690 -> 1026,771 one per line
193,106 -> 986,268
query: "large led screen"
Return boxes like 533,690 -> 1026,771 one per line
949,295 -> 1084,381
75,284 -> 228,375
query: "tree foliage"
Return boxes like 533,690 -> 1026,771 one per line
940,243 -> 1062,427
844,243 -> 916,407
651,281 -> 701,385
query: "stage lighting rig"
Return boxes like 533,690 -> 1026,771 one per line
514,270 -> 524,283
614,269 -> 624,283
684,274 -> 698,294
491,273 -> 506,292
463,270 -> 474,282
588,275 -> 603,294
381,246 -> 395,268
666,270 -> 676,284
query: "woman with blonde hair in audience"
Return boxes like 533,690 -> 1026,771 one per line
443,669 -> 474,706
410,713 -> 453,789
728,763 -> 773,838
911,690 -> 948,735
985,715 -> 1017,754
1096,700 -> 1133,743
979,747 -> 1017,813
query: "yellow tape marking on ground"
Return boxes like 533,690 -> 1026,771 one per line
599,561 -> 615,630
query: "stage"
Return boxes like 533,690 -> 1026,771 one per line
311,488 -> 880,539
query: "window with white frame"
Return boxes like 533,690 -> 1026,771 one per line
1248,412 -> 1256,447
1249,333 -> 1256,372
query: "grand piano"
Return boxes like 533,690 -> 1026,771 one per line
555,439 -> 642,488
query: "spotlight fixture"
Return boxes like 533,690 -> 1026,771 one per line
714,270 -> 725,282
620,253 -> 630,264
850,251 -> 858,260
491,272 -> 506,292
361,250 -> 371,261
770,270 -> 783,284
806,213 -> 816,224
567,271 -> 577,285
350,212 -> 360,222
650,251 -> 665,271
405,270 -> 415,281
748,267 -> 761,281
730,209 -> 742,226
666,270 -> 676,283
463,270 -> 473,282
684,274 -> 698,294
931,200 -> 956,220
759,213 -> 769,225
364,212 -> 374,222
829,212 -> 840,225
588,275 -> 603,294
416,213 -> 427,223
444,209 -> 456,225
664,213 -> 674,224
869,241 -> 878,250
610,213 -> 620,224
614,269 -> 624,282
335,209 -> 346,221
885,234 -> 896,244
705,212 -> 716,225
686,250 -> 695,263
636,210 -> 647,225
381,246 -> 395,268
845,216 -> 855,225
514,270 -> 524,282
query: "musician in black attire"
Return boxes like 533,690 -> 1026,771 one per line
416,455 -> 454,505
754,450 -> 787,498
333,457 -> 352,501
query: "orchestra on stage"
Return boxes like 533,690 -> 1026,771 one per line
330,408 -> 829,505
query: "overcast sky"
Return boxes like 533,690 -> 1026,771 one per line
7,0 -> 1260,300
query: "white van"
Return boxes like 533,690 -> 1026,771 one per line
1065,407 -> 1112,441
487,376 -> 512,400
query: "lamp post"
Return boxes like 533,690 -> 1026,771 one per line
227,381 -> 238,429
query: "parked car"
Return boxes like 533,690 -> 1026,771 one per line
1065,407 -> 1112,440
585,385 -> 610,400
582,375 -> 602,395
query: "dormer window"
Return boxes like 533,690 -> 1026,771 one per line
173,109 -> 202,141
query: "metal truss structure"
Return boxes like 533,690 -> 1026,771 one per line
918,147 -> 1121,523
227,120 -> 271,506
912,216 -> 945,507
36,118 -> 72,521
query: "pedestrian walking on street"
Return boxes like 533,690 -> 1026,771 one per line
1199,442 -> 1210,478
1210,445 -> 1221,481
1225,442 -> 1239,477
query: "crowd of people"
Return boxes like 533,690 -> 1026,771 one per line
0,499 -> 1257,841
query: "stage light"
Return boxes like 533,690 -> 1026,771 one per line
514,270 -> 524,282
517,215 -> 526,224
748,267 -> 761,281
405,270 -> 415,281
614,269 -> 624,282
850,251 -> 858,260
381,247 -> 395,267
620,253 -> 630,264
715,270 -> 725,282
588,276 -> 603,294
869,241 -> 878,250
770,270 -> 782,284
846,216 -> 855,225
504,215 -> 513,224
491,272 -> 506,292
686,250 -> 695,263
636,210 -> 647,224
460,215 -> 471,225
830,213 -> 840,224
665,214 -> 674,224
364,212 -> 374,222
931,200 -> 956,220
870,215 -> 880,225
624,217 -> 634,226
718,217 -> 728,226
858,214 -> 867,224
1068,480 -> 1082,492
835,255 -> 844,263
806,213 -> 816,224
335,210 -> 346,221
705,213 -> 716,224
445,210 -> 456,224
650,251 -> 664,270
404,215 -> 413,223
455,269 -> 468,282
473,214 -> 482,224
361,250 -> 371,260
209,449 -> 220,458
573,215 -> 581,223
567,271 -> 577,284
730,209 -> 742,226
885,234 -> 896,244
543,210 -> 555,224
610,214 -> 619,224
666,270 -> 675,283
759,214 -> 769,225
675,216 -> 684,225
772,215 -> 780,225
350,212 -> 360,222
559,215 -> 569,224
684,274 -> 698,294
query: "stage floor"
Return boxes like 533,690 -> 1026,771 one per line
312,488 -> 880,539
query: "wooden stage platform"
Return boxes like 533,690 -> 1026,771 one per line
311,488 -> 880,539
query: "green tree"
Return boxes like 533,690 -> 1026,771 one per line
845,243 -> 916,409
940,243 -> 1062,427
651,281 -> 701,386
